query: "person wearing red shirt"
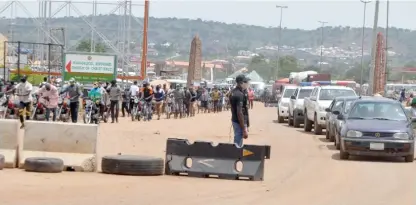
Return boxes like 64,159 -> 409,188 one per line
248,88 -> 255,109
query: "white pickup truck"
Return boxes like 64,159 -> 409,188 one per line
303,86 -> 357,135
277,85 -> 298,123
288,86 -> 314,127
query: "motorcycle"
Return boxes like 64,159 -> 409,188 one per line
31,96 -> 46,121
0,94 -> 18,119
130,96 -> 142,121
141,98 -> 153,121
56,95 -> 70,122
165,95 -> 174,119
101,103 -> 110,123
83,98 -> 100,124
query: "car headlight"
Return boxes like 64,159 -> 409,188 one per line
393,132 -> 410,139
346,130 -> 363,138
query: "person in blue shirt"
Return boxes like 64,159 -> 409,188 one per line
154,84 -> 165,120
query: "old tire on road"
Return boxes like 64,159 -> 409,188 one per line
24,157 -> 64,173
0,154 -> 5,170
101,155 -> 164,176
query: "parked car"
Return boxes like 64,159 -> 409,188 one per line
304,85 -> 357,134
277,85 -> 297,123
288,86 -> 314,127
337,97 -> 415,162
325,96 -> 359,145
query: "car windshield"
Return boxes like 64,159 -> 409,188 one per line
298,89 -> 313,99
347,101 -> 407,121
283,89 -> 296,98
343,99 -> 357,114
319,89 -> 356,100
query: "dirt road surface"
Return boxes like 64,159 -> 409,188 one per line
1,103 -> 416,205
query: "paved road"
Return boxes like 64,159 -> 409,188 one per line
0,103 -> 415,205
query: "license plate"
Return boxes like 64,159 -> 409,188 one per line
370,143 -> 384,150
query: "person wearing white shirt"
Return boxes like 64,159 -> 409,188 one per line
15,75 -> 33,128
129,81 -> 139,109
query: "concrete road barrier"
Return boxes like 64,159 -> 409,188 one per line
0,119 -> 19,168
20,121 -> 98,172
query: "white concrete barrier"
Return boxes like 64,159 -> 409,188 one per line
21,121 -> 98,172
0,119 -> 19,168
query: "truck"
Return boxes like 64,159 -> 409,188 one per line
277,85 -> 298,123
288,86 -> 314,127
289,71 -> 331,84
303,85 -> 357,135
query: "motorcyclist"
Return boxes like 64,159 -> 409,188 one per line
129,81 -> 139,112
140,81 -> 154,120
36,83 -> 59,121
39,77 -> 48,88
154,84 -> 165,120
5,81 -> 16,95
189,86 -> 197,117
184,86 -> 191,117
172,84 -> 185,118
108,80 -> 121,123
15,75 -> 33,128
60,78 -> 82,123
88,82 -> 102,112
121,86 -> 130,117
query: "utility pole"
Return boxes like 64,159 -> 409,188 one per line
140,0 -> 150,80
360,0 -> 371,89
368,0 -> 380,95
318,21 -> 328,70
275,5 -> 288,80
385,0 -> 390,85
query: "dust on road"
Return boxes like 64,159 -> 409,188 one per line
1,102 -> 415,205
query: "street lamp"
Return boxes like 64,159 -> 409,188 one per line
275,5 -> 288,80
318,21 -> 328,70
360,0 -> 371,88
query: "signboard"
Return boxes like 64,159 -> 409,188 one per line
63,53 -> 117,82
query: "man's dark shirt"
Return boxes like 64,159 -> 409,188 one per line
230,87 -> 249,127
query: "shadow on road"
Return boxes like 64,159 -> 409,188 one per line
331,153 -> 406,163
317,137 -> 328,142
326,144 -> 337,151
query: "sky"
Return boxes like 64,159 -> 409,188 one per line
0,0 -> 414,30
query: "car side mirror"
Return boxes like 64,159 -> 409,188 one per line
332,110 -> 340,115
411,117 -> 416,123
325,108 -> 331,112
290,95 -> 296,100
337,114 -> 344,120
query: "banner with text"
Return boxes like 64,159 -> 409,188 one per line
63,53 -> 117,82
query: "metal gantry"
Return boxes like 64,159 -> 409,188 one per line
0,0 -> 144,75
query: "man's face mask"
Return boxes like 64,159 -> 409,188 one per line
20,79 -> 26,83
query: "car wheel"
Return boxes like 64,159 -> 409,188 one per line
288,113 -> 294,126
328,126 -> 335,142
334,132 -> 340,150
304,111 -> 312,132
404,154 -> 414,163
277,110 -> 284,123
293,111 -> 301,128
325,124 -> 330,139
339,148 -> 349,160
314,115 -> 323,135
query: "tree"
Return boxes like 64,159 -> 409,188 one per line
76,39 -> 108,53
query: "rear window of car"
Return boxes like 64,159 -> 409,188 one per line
298,89 -> 313,99
319,89 -> 356,100
283,89 -> 296,98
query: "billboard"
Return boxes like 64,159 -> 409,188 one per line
63,53 -> 117,82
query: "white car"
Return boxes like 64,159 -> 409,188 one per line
288,86 -> 314,127
303,86 -> 357,135
277,85 -> 298,123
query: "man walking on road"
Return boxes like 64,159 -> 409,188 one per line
15,75 -> 33,128
229,74 -> 250,148
60,78 -> 82,123
108,80 -> 121,123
